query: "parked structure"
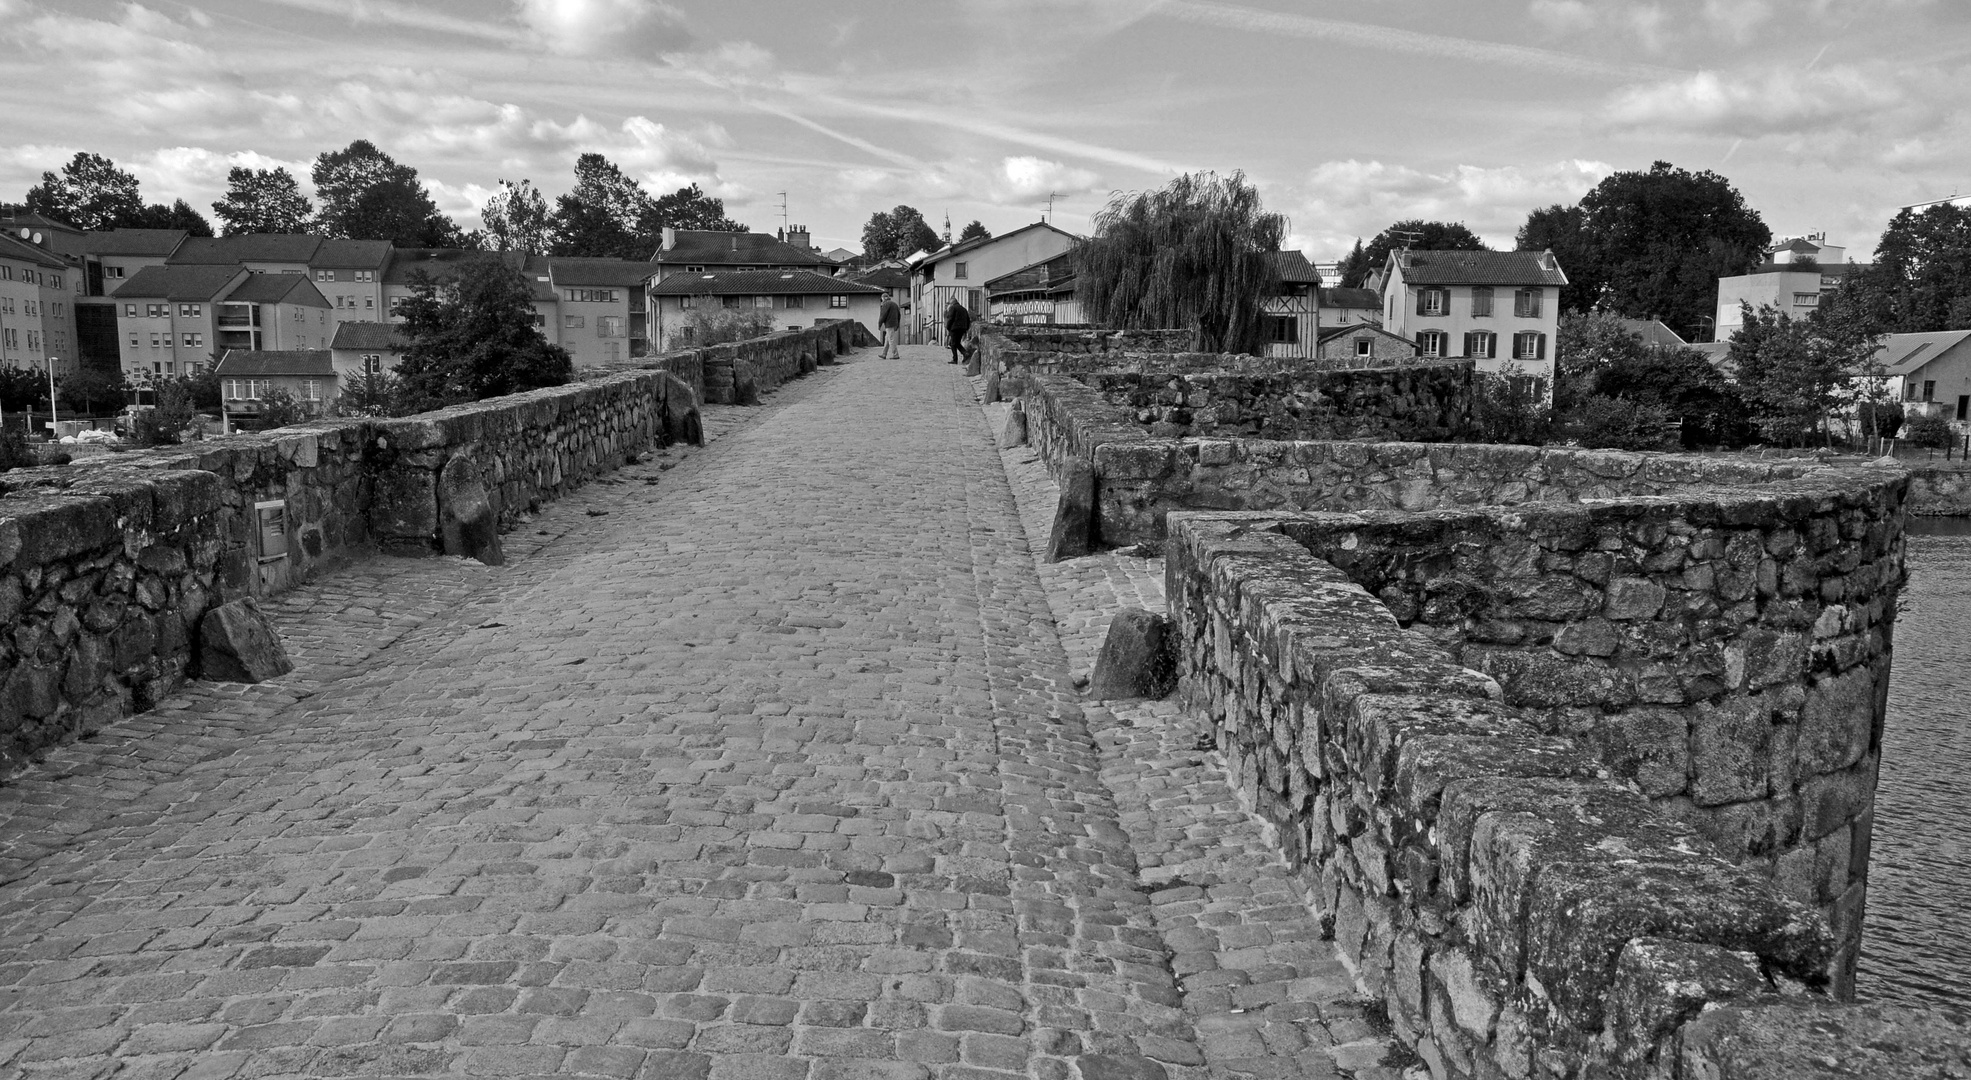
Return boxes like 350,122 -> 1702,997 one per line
1379,248 -> 1566,383
645,269 -> 881,352
912,222 -> 1077,345
1713,233 -> 1865,342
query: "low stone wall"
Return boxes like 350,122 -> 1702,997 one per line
1021,373 -> 1830,547
1164,482 -> 1955,1078
1906,463 -> 1971,515
686,318 -> 868,404
0,323 -> 847,772
1076,358 -> 1472,442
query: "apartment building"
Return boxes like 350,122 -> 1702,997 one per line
539,257 -> 650,365
0,231 -> 80,376
111,265 -> 331,381
1713,233 -> 1863,342
1380,249 -> 1567,382
647,270 -> 880,353
311,239 -> 392,324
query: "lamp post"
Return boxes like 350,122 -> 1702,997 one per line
45,355 -> 58,438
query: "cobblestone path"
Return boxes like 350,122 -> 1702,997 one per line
0,348 -> 1397,1080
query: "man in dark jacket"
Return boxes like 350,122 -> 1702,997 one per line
877,296 -> 901,358
944,299 -> 972,365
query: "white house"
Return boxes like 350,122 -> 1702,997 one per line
646,270 -> 881,352
912,222 -> 1077,344
1380,249 -> 1566,383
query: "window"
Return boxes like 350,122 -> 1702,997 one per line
24,330 -> 38,350
150,333 -> 162,348
315,269 -> 334,281
1793,292 -> 1819,307
129,332 -> 139,348
684,265 -> 704,273
355,270 -> 374,283
1465,331 -> 1496,359
365,296 -> 374,308
1471,287 -> 1493,318
1923,380 -> 1936,401
598,316 -> 624,336
51,302 -> 62,317
1416,330 -> 1447,357
0,266 -> 10,280
954,262 -> 968,280
0,298 -> 9,314
679,295 -> 697,309
784,295 -> 804,310
1514,288 -> 1543,318
182,333 -> 202,347
1513,331 -> 1547,360
1,329 -> 13,348
179,303 -> 201,317
1354,337 -> 1373,358
564,315 -> 586,329
125,303 -> 137,317
681,327 -> 695,343
147,304 -> 166,318
104,266 -> 125,279
22,300 -> 35,316
1960,395 -> 1969,422
754,295 -> 772,309
563,289 -> 619,303
829,295 -> 848,309
1267,316 -> 1299,344
303,379 -> 319,401
362,354 -> 383,375
1416,288 -> 1448,316
49,276 -> 60,290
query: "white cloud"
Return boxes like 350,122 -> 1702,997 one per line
994,156 -> 1102,202
1603,65 -> 1905,137
513,0 -> 691,58
1288,159 -> 1614,257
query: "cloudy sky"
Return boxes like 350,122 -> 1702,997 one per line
2,0 -> 1966,262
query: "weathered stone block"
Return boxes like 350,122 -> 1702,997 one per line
197,597 -> 294,683
1087,609 -> 1175,700
437,447 -> 503,566
1045,460 -> 1097,562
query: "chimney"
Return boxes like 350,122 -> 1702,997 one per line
661,226 -> 676,252
787,225 -> 811,251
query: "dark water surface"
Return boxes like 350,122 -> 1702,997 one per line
1858,525 -> 1971,1007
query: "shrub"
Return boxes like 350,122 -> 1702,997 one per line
0,428 -> 30,472
1469,367 -> 1554,445
1906,413 -> 1954,449
682,306 -> 777,347
1857,400 -> 1904,440
252,388 -> 306,431
334,370 -> 411,417
1567,395 -> 1678,451
131,379 -> 195,446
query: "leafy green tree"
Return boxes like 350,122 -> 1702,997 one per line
860,205 -> 940,262
132,379 -> 196,446
184,367 -> 222,410
58,368 -> 126,415
252,387 -> 306,431
126,199 -> 214,236
0,367 -> 46,412
958,220 -> 991,243
650,183 -> 744,232
1515,204 -> 1598,313
1074,171 -> 1285,354
550,154 -> 654,259
480,179 -> 554,254
1728,302 -> 1862,446
334,370 -> 409,417
1555,312 -> 1751,448
311,140 -> 462,246
393,255 -> 573,407
1819,203 -> 1971,336
1334,237 -> 1369,291
212,166 -> 313,235
24,152 -> 144,230
1342,220 -> 1486,289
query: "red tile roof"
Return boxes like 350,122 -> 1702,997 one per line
215,349 -> 334,376
648,270 -> 881,296
1394,249 -> 1567,286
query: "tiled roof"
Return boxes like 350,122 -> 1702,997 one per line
1612,317 -> 1687,349
314,238 -> 391,267
79,229 -> 188,257
1394,249 -> 1567,286
385,248 -> 528,284
1316,324 -> 1413,345
983,254 -> 1075,295
1878,330 -> 1971,377
225,274 -> 328,306
1271,250 -> 1322,284
647,270 -> 881,296
169,234 -> 324,265
215,349 -> 334,376
112,264 -> 245,301
1317,287 -> 1381,310
0,233 -> 69,270
543,257 -> 654,287
330,321 -> 411,351
916,221 -> 1078,268
654,230 -> 833,267
852,267 -> 912,289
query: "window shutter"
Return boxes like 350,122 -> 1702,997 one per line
1463,331 -> 1476,357
1417,289 -> 1430,316
1536,332 -> 1548,360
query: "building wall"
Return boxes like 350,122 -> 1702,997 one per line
1261,292 -> 1317,359
648,293 -> 879,354
1717,269 -> 1824,340
1385,276 -> 1559,381
917,229 -> 1075,343
555,286 -> 641,366
115,297 -> 220,381
1316,327 -> 1418,365
311,267 -> 387,327
1897,341 -> 1971,423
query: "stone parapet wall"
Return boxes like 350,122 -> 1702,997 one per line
0,323 -> 840,770
1905,463 -> 1971,516
1077,358 -> 1472,442
683,319 -> 866,404
1165,500 -> 1952,1079
1020,373 -> 1831,547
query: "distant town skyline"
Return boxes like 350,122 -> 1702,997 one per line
2,0 -> 1966,261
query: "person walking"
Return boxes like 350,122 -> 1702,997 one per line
878,294 -> 902,358
944,298 -> 972,365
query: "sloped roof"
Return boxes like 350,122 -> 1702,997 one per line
543,257 -> 654,287
79,229 -> 187,258
648,270 -> 881,296
314,238 -> 391,267
1393,249 -> 1568,286
983,253 -> 1075,296
916,221 -> 1079,268
215,349 -> 334,376
111,264 -> 245,301
1878,330 -> 1971,377
654,230 -> 834,267
0,232 -> 69,270
852,267 -> 912,289
330,321 -> 410,351
385,248 -> 528,284
1271,250 -> 1322,284
821,247 -> 858,263
225,273 -> 329,306
1317,286 -> 1382,310
1316,324 -> 1416,346
169,234 -> 324,265
1612,317 -> 1687,349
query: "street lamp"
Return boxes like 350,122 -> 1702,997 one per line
44,355 -> 58,438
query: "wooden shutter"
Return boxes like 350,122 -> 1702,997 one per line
1417,289 -> 1430,316
1463,331 -> 1476,357
1536,333 -> 1548,360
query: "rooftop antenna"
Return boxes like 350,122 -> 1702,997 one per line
1046,192 -> 1058,224
1391,229 -> 1423,250
776,192 -> 788,240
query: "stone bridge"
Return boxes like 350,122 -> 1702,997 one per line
0,327 -> 1963,1080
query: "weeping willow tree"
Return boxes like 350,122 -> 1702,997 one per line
1074,171 -> 1286,354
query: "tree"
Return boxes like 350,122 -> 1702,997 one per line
252,388 -> 306,431
1334,238 -> 1369,290
1074,170 -> 1286,354
550,153 -> 655,259
212,166 -> 313,235
1342,220 -> 1486,289
0,367 -> 46,412
1819,203 -> 1971,336
1554,311 -> 1749,448
131,379 -> 196,446
1728,302 -> 1863,446
860,206 -> 940,262
311,140 -> 462,246
480,179 -> 554,254
649,183 -> 744,232
393,255 -> 573,407
334,370 -> 408,417
958,220 -> 991,243
1520,162 -> 1769,341
127,199 -> 214,236
58,368 -> 126,415
24,152 -> 144,230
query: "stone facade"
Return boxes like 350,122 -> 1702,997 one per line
1906,462 -> 1971,516
0,321 -> 849,771
1164,465 -> 1933,1077
1076,358 -> 1472,442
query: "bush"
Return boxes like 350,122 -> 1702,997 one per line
682,306 -> 777,347
1568,395 -> 1679,451
333,370 -> 412,418
1906,413 -> 1954,449
252,388 -> 306,431
1469,368 -> 1554,445
1857,400 -> 1904,440
0,428 -> 30,472
131,379 -> 196,446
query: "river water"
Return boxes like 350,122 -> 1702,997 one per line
1857,523 -> 1971,1007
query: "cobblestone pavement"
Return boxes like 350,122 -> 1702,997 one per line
0,348 -> 1397,1080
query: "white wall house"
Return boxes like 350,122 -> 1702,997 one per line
646,270 -> 881,353
1380,249 -> 1566,384
912,223 -> 1077,344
